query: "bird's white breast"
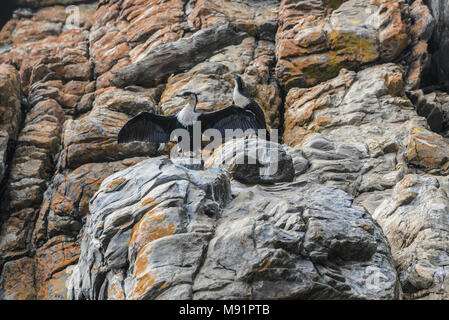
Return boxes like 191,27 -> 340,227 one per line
233,86 -> 251,107
177,104 -> 200,127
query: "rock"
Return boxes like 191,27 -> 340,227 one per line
0,157 -> 143,300
0,0 -> 447,301
282,63 -> 442,199
205,137 -> 295,184
59,88 -> 159,169
283,63 -> 422,149
188,0 -> 279,41
377,0 -> 410,61
89,0 -> 191,89
32,157 -> 146,247
67,157 -> 399,300
405,128 -> 449,174
405,41 -> 431,91
0,97 -> 65,261
426,105 -> 443,133
0,64 -> 22,187
171,157 -> 204,170
284,146 -> 310,178
373,175 -> 449,299
194,183 -> 399,299
409,0 -> 435,42
0,257 -> 36,300
34,236 -> 80,300
275,0 -> 432,90
407,89 -> 449,132
67,158 -> 231,299
111,23 -> 247,88
421,90 -> 449,134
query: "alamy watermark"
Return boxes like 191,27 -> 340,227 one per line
169,123 -> 281,178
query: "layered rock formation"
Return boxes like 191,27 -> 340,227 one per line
67,157 -> 399,300
0,0 -> 448,300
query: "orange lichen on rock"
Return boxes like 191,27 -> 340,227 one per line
0,257 -> 36,300
405,129 -> 449,172
105,177 -> 127,192
258,259 -> 272,272
385,70 -> 404,97
49,166 -> 105,216
132,271 -> 157,299
378,1 -> 411,61
131,253 -> 159,299
283,69 -> 356,147
130,210 -> 176,255
37,268 -> 73,300
35,237 -> 80,285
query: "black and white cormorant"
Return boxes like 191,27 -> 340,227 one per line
117,91 -> 266,152
233,75 -> 267,131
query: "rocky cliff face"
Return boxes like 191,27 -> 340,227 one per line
0,0 -> 448,300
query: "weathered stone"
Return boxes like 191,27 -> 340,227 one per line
67,158 -> 231,300
0,257 -> 36,300
188,0 -> 279,41
159,37 -> 281,129
275,0 -> 430,90
0,64 -> 22,186
205,137 -> 294,184
282,63 -> 437,200
59,88 -> 158,169
405,128 -> 449,174
373,175 -> 449,299
409,0 -> 435,42
35,236 -> 80,300
33,157 -> 146,247
111,23 -> 247,88
194,183 -> 399,299
68,158 -> 399,299
0,0 -> 447,301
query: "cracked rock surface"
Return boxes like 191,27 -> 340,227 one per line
67,157 -> 399,300
0,0 -> 448,300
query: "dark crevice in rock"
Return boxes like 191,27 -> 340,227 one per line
277,84 -> 287,145
191,235 -> 212,298
0,139 -> 16,213
0,0 -> 16,30
420,0 -> 449,94
0,96 -> 29,226
420,35 -> 446,92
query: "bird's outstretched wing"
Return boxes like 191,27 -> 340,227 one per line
199,105 -> 266,137
245,100 -> 267,130
118,111 -> 177,144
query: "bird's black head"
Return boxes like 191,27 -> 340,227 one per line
235,75 -> 244,90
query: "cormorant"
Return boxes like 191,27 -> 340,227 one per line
117,91 -> 266,153
233,75 -> 267,131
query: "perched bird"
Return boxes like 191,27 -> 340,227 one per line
233,75 -> 267,131
117,91 -> 266,152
